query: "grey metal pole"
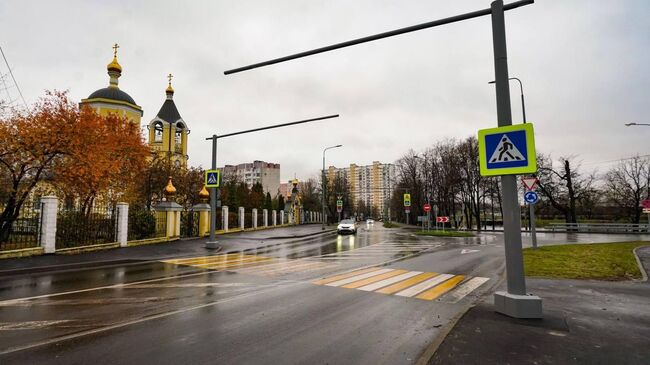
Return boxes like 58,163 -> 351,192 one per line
491,0 -> 526,296
530,204 -> 537,248
322,152 -> 326,230
207,135 -> 218,248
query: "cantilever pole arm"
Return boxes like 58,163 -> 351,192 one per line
224,0 -> 534,75
205,114 -> 339,140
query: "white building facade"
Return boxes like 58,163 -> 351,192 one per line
221,161 -> 281,195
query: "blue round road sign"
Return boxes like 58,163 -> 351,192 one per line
524,191 -> 539,204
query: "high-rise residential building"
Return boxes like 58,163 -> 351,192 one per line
327,161 -> 396,216
221,161 -> 280,195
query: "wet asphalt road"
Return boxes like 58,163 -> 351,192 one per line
0,226 -> 647,364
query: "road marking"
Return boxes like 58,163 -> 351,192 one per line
312,269 -> 489,302
415,275 -> 465,300
375,272 -> 438,294
342,269 -> 408,289
357,271 -> 423,292
0,320 -> 73,330
325,268 -> 394,287
445,277 -> 490,303
0,282 -> 302,355
312,267 -> 383,285
460,249 -> 480,254
394,274 -> 454,298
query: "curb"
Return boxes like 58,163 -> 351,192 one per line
234,229 -> 336,240
632,245 -> 649,282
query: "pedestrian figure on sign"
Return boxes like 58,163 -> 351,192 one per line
493,137 -> 521,162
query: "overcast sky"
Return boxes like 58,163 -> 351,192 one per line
1,1 -> 648,181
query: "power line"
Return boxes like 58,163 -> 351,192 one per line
581,154 -> 650,166
0,46 -> 28,108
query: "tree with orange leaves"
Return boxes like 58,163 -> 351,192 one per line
0,91 -> 148,241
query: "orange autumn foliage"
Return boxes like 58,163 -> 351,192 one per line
54,103 -> 149,209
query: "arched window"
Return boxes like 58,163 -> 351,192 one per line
153,122 -> 163,142
175,123 -> 185,147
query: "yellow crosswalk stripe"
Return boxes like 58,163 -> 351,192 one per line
415,275 -> 465,300
312,267 -> 383,285
375,272 -> 438,294
342,270 -> 409,289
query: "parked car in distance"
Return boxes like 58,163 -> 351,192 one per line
366,219 -> 375,225
337,219 -> 357,234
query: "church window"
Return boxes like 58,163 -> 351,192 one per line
154,122 -> 163,142
175,123 -> 185,146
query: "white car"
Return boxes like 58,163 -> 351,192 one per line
337,219 -> 357,234
366,219 -> 375,225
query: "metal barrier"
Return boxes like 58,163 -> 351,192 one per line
547,223 -> 650,233
56,204 -> 116,248
0,202 -> 43,250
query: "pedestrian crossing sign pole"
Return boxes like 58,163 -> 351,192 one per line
205,169 -> 221,188
478,123 -> 536,177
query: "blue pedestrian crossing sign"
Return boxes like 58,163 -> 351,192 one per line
478,123 -> 537,176
524,191 -> 539,204
205,169 -> 221,188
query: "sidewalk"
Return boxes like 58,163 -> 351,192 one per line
0,225 -> 334,276
428,246 -> 650,365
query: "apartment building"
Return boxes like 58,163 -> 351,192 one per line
327,161 -> 396,216
221,160 -> 280,195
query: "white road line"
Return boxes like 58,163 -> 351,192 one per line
0,320 -> 73,330
325,269 -> 395,287
445,277 -> 490,303
0,282 -> 301,355
357,271 -> 423,292
394,274 -> 454,298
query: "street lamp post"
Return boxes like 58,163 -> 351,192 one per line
322,144 -> 342,230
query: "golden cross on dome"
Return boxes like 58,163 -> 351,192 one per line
112,43 -> 120,57
167,73 -> 173,85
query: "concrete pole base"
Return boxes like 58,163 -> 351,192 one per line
494,291 -> 543,319
205,241 -> 220,249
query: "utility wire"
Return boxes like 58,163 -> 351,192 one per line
0,46 -> 28,108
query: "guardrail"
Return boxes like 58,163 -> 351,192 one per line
547,223 -> 650,233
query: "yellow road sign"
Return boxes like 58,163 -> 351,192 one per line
403,193 -> 411,206
205,169 -> 221,188
478,123 -> 537,176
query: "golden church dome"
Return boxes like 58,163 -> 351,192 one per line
163,176 -> 177,198
198,185 -> 209,202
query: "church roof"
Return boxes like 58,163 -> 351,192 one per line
156,99 -> 182,123
86,87 -> 138,106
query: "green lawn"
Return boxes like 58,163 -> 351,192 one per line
523,242 -> 648,280
415,230 -> 474,237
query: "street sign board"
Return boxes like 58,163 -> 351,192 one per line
423,203 -> 431,212
205,169 -> 221,188
478,123 -> 537,177
524,191 -> 539,204
643,208 -> 650,214
405,208 -> 411,214
417,215 -> 428,222
436,216 -> 450,223
433,204 -> 439,215
641,200 -> 650,209
521,176 -> 539,191
403,193 -> 411,207
336,206 -> 342,213
336,200 -> 343,207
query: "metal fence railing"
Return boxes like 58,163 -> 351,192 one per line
56,204 -> 116,249
0,202 -> 43,251
128,208 -> 167,240
180,210 -> 199,237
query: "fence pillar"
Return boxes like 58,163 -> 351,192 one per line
116,202 -> 129,247
222,206 -> 229,232
193,203 -> 211,237
40,196 -> 58,254
280,210 -> 285,225
272,210 -> 277,226
252,208 -> 258,229
263,209 -> 268,227
239,207 -> 245,230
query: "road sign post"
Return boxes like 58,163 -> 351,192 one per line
403,193 -> 411,225
488,0 -> 542,318
523,190 -> 539,249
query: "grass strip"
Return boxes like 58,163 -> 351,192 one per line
523,241 -> 648,280
415,230 -> 474,237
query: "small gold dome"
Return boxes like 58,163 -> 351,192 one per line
163,176 -> 177,198
291,178 -> 299,186
198,185 -> 209,202
166,73 -> 174,94
107,56 -> 122,73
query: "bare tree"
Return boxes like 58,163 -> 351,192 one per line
603,156 -> 649,223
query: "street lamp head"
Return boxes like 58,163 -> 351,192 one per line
625,123 -> 636,127
335,144 -> 343,148
488,80 -> 496,84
